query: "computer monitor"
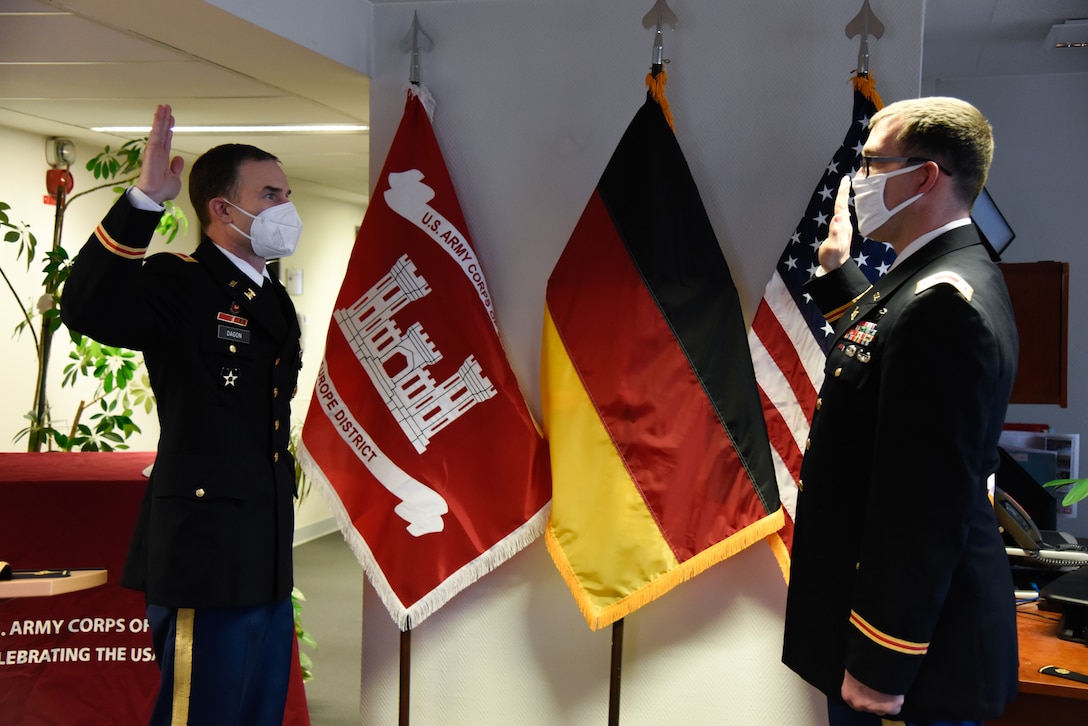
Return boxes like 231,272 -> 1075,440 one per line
996,447 -> 1057,531
972,186 -> 1016,260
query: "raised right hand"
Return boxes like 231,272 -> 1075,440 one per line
817,175 -> 854,272
136,104 -> 184,204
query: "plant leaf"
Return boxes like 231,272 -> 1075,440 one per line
1062,479 -> 1088,507
1042,478 -> 1080,489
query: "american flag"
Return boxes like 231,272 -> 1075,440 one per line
748,77 -> 895,553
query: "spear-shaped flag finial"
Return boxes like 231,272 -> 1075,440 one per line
400,11 -> 434,84
642,0 -> 677,76
845,0 -> 885,75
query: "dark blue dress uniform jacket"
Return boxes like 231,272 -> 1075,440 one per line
61,194 -> 301,610
782,225 -> 1019,721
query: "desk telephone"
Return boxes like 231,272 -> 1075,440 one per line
995,487 -> 1088,569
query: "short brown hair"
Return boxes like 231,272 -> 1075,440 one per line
871,97 -> 993,207
188,144 -> 279,232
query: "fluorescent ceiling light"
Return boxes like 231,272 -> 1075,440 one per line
91,124 -> 369,134
1044,18 -> 1088,48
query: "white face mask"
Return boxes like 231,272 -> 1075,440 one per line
226,200 -> 304,258
850,163 -> 925,239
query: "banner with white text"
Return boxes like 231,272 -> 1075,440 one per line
298,85 -> 551,630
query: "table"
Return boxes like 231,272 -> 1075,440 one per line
993,601 -> 1088,725
0,569 -> 107,599
0,452 -> 310,725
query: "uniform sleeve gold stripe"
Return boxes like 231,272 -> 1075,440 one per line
171,608 -> 195,726
95,224 -> 147,260
850,610 -> 929,655
823,286 -> 872,323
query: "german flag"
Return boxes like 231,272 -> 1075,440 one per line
542,81 -> 785,630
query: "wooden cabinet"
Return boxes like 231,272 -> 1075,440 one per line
999,261 -> 1069,407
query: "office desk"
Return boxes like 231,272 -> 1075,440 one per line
993,602 -> 1088,725
0,452 -> 309,725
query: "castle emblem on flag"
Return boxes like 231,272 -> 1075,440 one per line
335,254 -> 496,454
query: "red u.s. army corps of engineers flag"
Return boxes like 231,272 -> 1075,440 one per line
542,85 -> 785,631
298,86 -> 551,629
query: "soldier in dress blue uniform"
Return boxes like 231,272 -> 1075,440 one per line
782,97 -> 1019,726
62,105 -> 304,725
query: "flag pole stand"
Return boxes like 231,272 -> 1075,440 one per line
608,618 -> 624,726
399,627 -> 411,726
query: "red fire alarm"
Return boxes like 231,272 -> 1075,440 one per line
46,168 -> 74,198
45,138 -> 76,200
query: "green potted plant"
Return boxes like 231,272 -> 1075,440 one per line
1,138 -> 186,451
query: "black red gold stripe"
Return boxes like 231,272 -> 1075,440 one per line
850,610 -> 929,655
823,287 -> 872,323
95,224 -> 147,260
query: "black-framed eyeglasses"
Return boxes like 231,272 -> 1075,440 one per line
860,155 -> 953,177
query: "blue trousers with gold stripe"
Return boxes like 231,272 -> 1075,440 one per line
146,598 -> 293,726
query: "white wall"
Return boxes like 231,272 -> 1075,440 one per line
0,125 -> 362,536
355,1 -> 923,724
284,181 -> 367,537
933,71 -> 1088,535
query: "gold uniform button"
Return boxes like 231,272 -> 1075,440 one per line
797,479 -> 804,492
292,386 -> 298,398
274,420 -> 280,430
229,344 -> 237,354
195,488 -> 206,498
273,387 -> 279,398
815,398 -> 823,410
274,452 -> 280,463
834,368 -> 842,377
805,438 -> 811,451
275,357 -> 281,366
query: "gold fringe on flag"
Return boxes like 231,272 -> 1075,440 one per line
546,508 -> 785,631
645,70 -> 675,133
852,72 -> 885,111
766,531 -> 792,584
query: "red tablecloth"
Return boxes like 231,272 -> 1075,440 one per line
0,452 -> 309,725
